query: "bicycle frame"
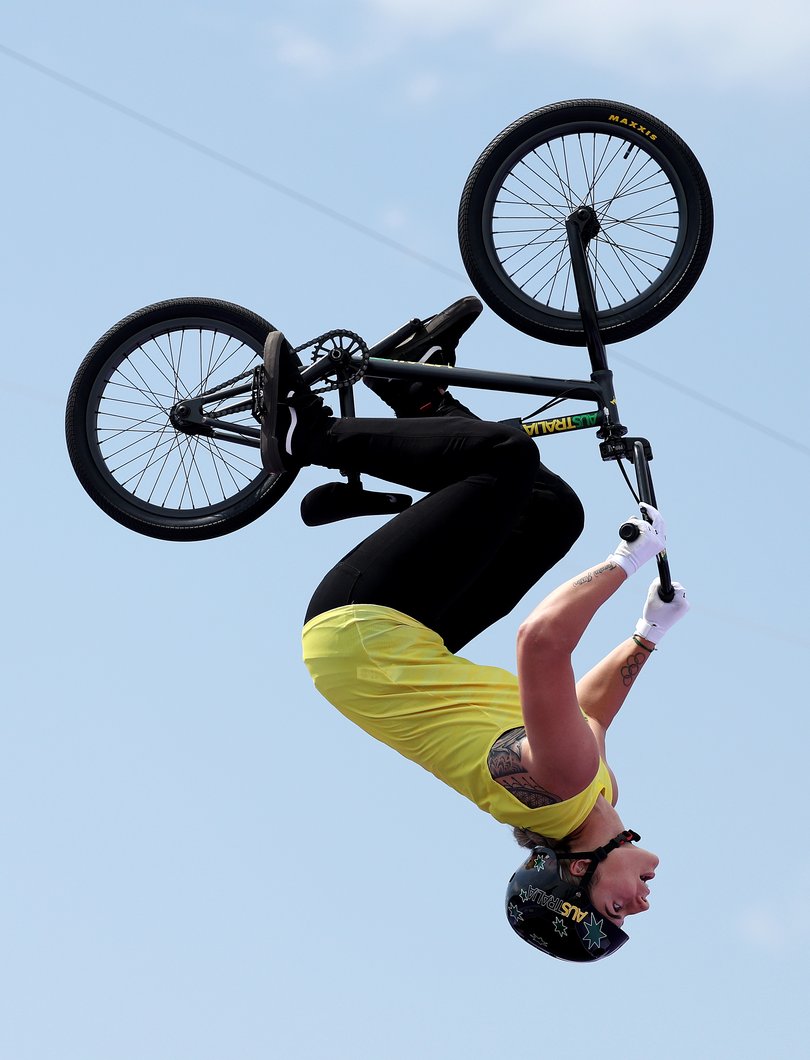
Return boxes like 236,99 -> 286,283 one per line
173,317 -> 618,446
184,331 -> 623,456
174,205 -> 674,596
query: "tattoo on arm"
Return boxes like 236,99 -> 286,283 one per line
487,727 -> 526,779
572,561 -> 616,587
620,650 -> 648,688
487,728 -> 562,808
497,775 -> 563,809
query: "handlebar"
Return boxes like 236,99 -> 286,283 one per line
619,441 -> 675,603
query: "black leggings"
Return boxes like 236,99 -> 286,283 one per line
304,415 -> 584,653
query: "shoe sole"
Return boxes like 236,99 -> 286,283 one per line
420,296 -> 483,362
372,296 -> 483,372
260,330 -> 286,474
363,297 -> 483,411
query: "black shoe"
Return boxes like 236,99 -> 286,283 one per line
364,296 -> 482,416
432,392 -> 478,420
392,296 -> 483,367
260,331 -> 331,473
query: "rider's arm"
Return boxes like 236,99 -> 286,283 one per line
516,506 -> 668,796
575,633 -> 655,736
577,578 -> 690,752
517,560 -> 627,796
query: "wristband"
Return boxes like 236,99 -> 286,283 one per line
607,551 -> 635,576
632,634 -> 655,653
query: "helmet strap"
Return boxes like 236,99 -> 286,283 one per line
557,829 -> 641,889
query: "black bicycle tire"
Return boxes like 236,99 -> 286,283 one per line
458,99 -> 713,346
66,297 -> 298,541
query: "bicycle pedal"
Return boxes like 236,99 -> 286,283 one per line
251,365 -> 265,421
301,482 -> 412,527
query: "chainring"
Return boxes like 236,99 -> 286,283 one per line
295,329 -> 369,393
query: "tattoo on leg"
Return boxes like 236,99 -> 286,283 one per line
621,651 -> 647,687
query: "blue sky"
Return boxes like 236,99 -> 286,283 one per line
3,3 -> 810,1058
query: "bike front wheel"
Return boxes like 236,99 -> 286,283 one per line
66,297 -> 297,541
459,99 -> 713,346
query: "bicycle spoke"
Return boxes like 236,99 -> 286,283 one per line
107,430 -> 177,481
154,432 -> 193,508
598,230 -> 656,294
180,434 -> 213,509
87,319 -> 265,515
487,127 -> 681,314
509,159 -> 574,216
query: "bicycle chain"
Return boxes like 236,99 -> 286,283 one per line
213,329 -> 371,425
293,329 -> 369,393
196,326 -> 369,404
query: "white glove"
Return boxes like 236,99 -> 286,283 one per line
635,580 -> 690,644
608,503 -> 667,576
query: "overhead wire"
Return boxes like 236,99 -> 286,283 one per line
0,42 -> 464,283
610,351 -> 810,458
3,42 -> 808,651
1,41 -> 808,459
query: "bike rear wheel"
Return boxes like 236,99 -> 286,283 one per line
66,297 -> 296,541
458,99 -> 713,346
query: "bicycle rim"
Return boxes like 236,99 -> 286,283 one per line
85,316 -> 267,521
482,124 -> 689,327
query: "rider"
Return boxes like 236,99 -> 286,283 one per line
260,300 -> 689,962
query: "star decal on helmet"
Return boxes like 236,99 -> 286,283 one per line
581,913 -> 608,950
507,901 -> 525,925
552,916 -> 568,937
532,853 -> 549,871
528,933 -> 548,949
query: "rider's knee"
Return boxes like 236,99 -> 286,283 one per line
523,468 -> 585,550
557,481 -> 585,543
491,425 -> 541,482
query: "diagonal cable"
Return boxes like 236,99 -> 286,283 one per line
0,42 -> 466,282
4,42 -> 808,462
610,350 -> 810,457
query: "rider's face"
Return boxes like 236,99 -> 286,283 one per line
584,845 -> 659,928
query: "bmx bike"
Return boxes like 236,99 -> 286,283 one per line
65,99 -> 713,598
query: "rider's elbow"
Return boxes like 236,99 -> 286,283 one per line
517,613 -> 576,660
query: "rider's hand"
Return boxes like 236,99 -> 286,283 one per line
608,503 -> 666,576
635,580 -> 690,644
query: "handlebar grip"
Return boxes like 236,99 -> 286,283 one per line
619,522 -> 639,541
656,552 -> 675,602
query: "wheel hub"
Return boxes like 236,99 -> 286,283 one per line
571,205 -> 601,243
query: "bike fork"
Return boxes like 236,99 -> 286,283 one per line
566,208 -> 675,602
